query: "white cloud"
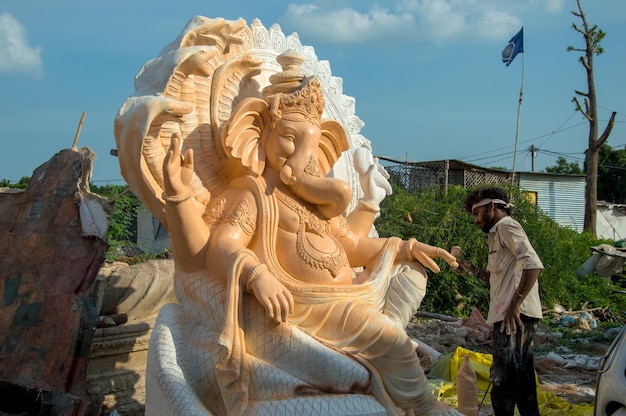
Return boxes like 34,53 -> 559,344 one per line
0,13 -> 43,77
473,11 -> 523,40
405,0 -> 468,39
400,0 -> 522,41
282,0 -> 563,45
531,0 -> 566,13
284,4 -> 415,43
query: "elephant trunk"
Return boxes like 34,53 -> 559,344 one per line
288,170 -> 352,219
279,164 -> 298,186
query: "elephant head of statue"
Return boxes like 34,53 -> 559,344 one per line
219,51 -> 352,218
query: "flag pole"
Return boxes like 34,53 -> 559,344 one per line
511,52 -> 524,182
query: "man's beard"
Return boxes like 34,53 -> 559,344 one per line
480,215 -> 495,233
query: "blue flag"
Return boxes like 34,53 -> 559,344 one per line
502,27 -> 523,66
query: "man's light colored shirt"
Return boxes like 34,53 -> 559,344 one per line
486,216 -> 543,324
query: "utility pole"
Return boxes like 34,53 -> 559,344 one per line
528,145 -> 537,172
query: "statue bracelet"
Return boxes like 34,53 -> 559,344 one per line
357,200 -> 380,214
405,238 -> 417,260
246,263 -> 268,293
162,191 -> 193,203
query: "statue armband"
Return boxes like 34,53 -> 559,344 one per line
333,215 -> 351,238
204,198 -> 226,225
229,199 -> 256,236
205,197 -> 256,236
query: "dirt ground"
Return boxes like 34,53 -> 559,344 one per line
407,311 -> 622,415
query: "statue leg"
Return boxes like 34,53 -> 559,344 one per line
382,262 -> 428,328
292,300 -> 435,412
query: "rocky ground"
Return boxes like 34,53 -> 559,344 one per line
407,308 -> 623,415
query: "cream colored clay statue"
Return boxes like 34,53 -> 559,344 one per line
114,16 -> 460,416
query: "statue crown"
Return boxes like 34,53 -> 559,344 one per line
262,50 -> 325,127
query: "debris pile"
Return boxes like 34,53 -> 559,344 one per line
407,306 -> 623,414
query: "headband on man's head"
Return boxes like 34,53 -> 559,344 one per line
471,198 -> 514,212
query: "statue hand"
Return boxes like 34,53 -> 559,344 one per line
407,239 -> 459,273
354,147 -> 392,208
163,133 -> 194,197
249,268 -> 294,323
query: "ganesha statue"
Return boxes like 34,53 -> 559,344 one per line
114,16 -> 460,416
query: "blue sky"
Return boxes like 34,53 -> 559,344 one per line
1,0 -> 625,185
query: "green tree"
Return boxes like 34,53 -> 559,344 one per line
0,176 -> 31,189
568,0 -> 617,236
90,183 -> 143,260
544,156 -> 583,174
596,144 -> 626,203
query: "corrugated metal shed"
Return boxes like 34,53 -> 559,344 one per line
378,157 -> 511,192
512,172 -> 584,232
597,201 -> 626,240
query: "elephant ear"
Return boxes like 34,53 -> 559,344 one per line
318,119 -> 350,175
219,97 -> 271,178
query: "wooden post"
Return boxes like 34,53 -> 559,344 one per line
444,159 -> 449,194
72,112 -> 86,149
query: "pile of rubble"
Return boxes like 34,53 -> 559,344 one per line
407,306 -> 623,413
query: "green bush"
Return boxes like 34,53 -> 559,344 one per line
89,183 -> 143,261
375,184 -> 626,321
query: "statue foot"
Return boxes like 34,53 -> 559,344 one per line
428,401 -> 464,416
428,409 -> 464,416
415,399 -> 464,416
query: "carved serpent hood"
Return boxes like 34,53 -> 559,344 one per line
114,16 -> 378,228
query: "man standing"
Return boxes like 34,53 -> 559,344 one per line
456,187 -> 543,416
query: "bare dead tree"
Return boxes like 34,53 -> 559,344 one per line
568,0 -> 617,237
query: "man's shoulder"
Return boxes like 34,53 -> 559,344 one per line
493,215 -> 522,231
505,215 -> 522,225
494,216 -> 528,238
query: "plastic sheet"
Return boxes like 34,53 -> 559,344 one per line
427,346 -> 595,415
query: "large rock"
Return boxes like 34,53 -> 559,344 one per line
0,148 -> 111,415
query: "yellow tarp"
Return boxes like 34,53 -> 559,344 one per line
426,346 -> 595,416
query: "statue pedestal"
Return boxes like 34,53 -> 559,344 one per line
86,259 -> 176,415
86,320 -> 152,415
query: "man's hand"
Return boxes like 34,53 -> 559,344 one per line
455,258 -> 475,275
500,269 -> 541,334
249,268 -> 294,323
501,302 -> 524,335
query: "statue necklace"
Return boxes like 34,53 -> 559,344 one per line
273,186 -> 349,277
